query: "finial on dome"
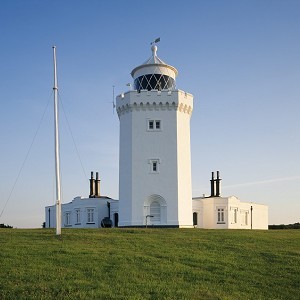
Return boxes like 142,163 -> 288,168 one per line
150,37 -> 160,57
151,44 -> 157,56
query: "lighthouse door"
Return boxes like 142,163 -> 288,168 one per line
150,201 -> 161,224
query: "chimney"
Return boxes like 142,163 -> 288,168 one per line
215,171 -> 221,197
95,172 -> 101,197
210,172 -> 215,197
89,171 -> 95,198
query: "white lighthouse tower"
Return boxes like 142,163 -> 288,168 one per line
116,42 -> 193,227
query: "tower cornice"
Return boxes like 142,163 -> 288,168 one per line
116,90 -> 193,117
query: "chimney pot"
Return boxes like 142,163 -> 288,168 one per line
216,171 -> 221,197
95,171 -> 101,197
210,171 -> 216,197
89,171 -> 95,198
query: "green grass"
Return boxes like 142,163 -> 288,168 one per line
0,229 -> 299,299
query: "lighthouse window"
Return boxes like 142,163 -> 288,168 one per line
152,162 -> 157,172
149,120 -> 154,130
149,159 -> 160,173
134,74 -> 175,91
148,120 -> 161,131
155,120 -> 160,129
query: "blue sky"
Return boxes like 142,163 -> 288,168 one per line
0,0 -> 299,228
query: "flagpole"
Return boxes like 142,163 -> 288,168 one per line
53,46 -> 62,235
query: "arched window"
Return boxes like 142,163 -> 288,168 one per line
193,212 -> 198,226
150,201 -> 161,222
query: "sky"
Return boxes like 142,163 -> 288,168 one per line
0,0 -> 299,228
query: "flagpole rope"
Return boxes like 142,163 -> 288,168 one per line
0,93 -> 52,220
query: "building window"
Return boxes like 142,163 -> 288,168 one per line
217,207 -> 225,224
232,207 -> 238,224
149,159 -> 160,173
75,209 -> 81,224
87,208 -> 95,223
148,119 -> 161,131
65,212 -> 71,226
193,212 -> 198,226
245,211 -> 248,225
241,210 -> 249,226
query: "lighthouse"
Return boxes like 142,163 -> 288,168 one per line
116,42 -> 193,227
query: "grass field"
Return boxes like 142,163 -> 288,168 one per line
0,228 -> 299,299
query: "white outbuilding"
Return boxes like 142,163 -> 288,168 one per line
45,172 -> 119,229
192,172 -> 268,229
193,196 -> 268,229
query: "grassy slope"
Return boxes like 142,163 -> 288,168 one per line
0,229 -> 299,299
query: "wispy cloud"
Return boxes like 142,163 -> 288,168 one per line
222,176 -> 300,189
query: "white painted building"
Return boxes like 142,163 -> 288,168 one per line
45,44 -> 268,230
116,44 -> 193,227
45,196 -> 119,229
45,172 -> 119,228
193,196 -> 268,230
192,172 -> 268,229
45,171 -> 268,230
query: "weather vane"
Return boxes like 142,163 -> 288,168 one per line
151,37 -> 160,45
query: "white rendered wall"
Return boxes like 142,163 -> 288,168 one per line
228,197 -> 268,229
117,90 -> 193,227
176,105 -> 193,226
227,196 -> 241,229
241,202 -> 268,230
192,196 -> 268,230
203,197 -> 229,229
45,197 -> 119,228
110,201 -> 119,227
118,107 -> 133,225
192,199 -> 203,227
45,205 -> 56,228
